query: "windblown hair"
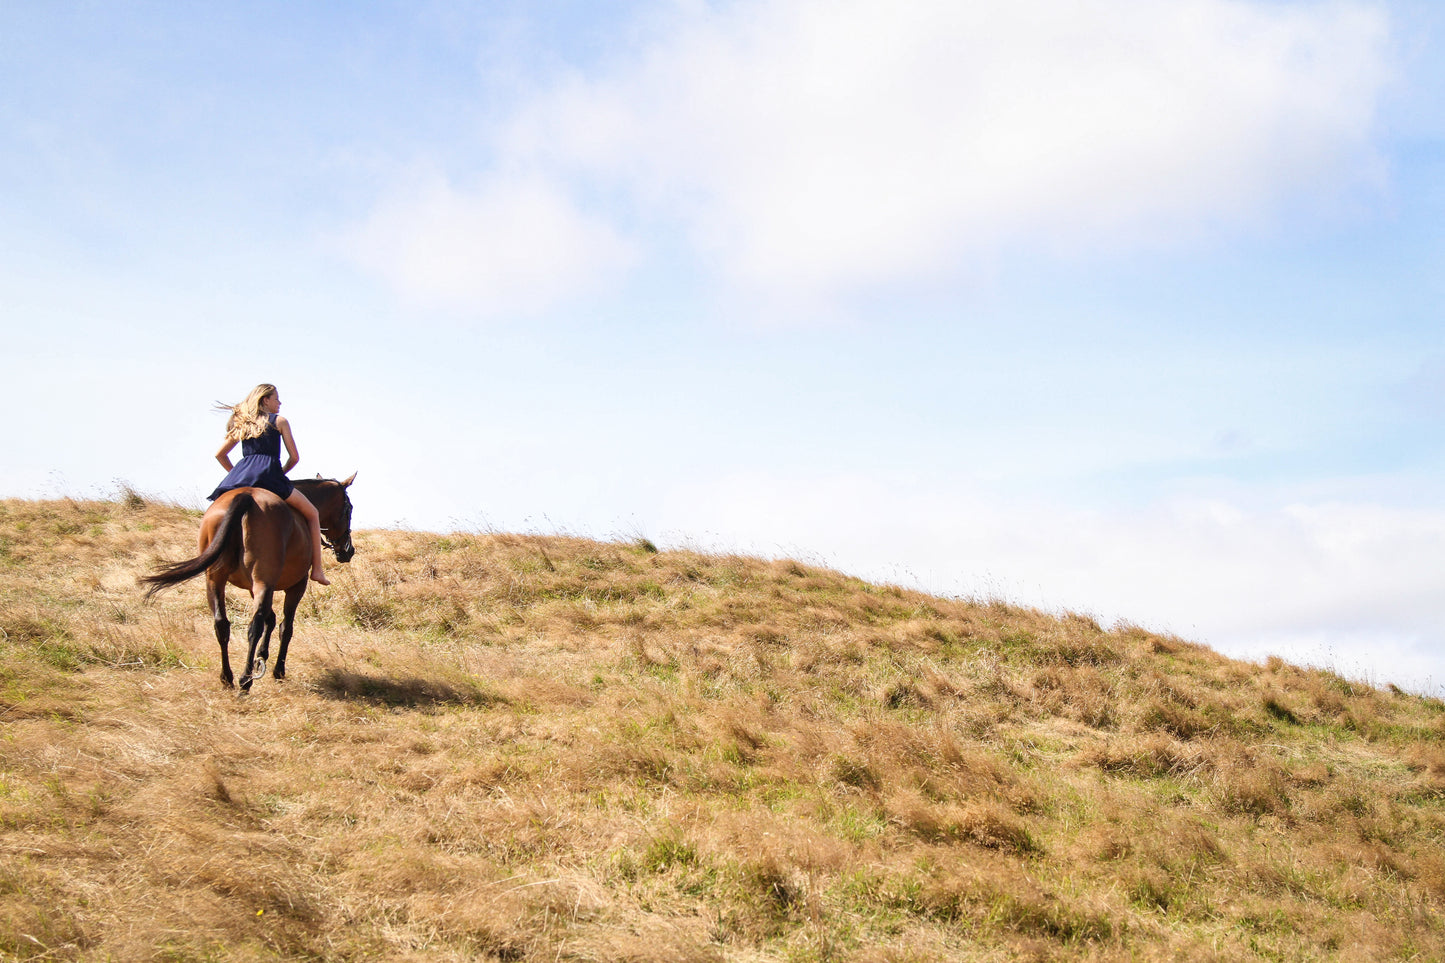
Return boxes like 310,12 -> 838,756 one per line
217,383 -> 278,442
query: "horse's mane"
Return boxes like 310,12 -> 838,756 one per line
292,477 -> 341,492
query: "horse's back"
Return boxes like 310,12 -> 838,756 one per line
208,488 -> 310,591
202,488 -> 274,545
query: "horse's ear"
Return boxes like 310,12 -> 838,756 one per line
342,472 -> 357,488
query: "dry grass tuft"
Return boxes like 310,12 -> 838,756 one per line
886,790 -> 1041,854
1084,733 -> 1204,778
0,496 -> 1443,960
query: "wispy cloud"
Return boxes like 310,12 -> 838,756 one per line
348,0 -> 1393,313
346,170 -> 636,314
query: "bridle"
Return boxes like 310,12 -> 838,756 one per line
315,487 -> 353,555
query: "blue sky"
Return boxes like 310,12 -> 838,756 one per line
3,1 -> 1442,691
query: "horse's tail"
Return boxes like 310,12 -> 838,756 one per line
141,493 -> 254,598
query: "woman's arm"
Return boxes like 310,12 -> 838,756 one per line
276,415 -> 301,474
215,437 -> 238,471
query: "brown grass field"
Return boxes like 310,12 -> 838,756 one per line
1,494 -> 1443,962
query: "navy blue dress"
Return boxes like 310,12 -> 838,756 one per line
207,413 -> 295,501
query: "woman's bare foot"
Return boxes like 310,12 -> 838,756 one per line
311,567 -> 330,585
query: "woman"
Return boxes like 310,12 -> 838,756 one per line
209,383 -> 329,585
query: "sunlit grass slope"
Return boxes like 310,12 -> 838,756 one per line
1,496 -> 1443,962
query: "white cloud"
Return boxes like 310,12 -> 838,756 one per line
500,0 -> 1391,303
347,171 -> 636,314
345,0 -> 1392,313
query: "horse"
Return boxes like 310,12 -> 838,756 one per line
142,474 -> 356,691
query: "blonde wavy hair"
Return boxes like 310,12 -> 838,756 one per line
217,384 -> 279,442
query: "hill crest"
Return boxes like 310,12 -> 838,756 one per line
1,495 -> 1443,961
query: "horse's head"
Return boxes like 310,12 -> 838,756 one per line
297,473 -> 357,563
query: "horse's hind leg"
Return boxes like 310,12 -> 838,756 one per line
207,574 -> 234,689
239,585 -> 275,693
274,583 -> 306,682
257,607 -> 277,667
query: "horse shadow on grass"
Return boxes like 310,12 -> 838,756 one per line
310,666 -> 505,709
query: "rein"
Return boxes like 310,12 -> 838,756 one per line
295,478 -> 352,554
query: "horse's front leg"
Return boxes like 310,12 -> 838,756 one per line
239,584 -> 275,693
275,582 -> 306,681
207,574 -> 233,689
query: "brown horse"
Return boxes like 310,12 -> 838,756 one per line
143,474 -> 356,691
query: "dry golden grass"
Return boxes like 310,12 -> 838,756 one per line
2,495 -> 1444,961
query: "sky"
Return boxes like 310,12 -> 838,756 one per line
2,0 -> 1443,693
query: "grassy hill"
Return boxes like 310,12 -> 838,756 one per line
1,495 -> 1443,962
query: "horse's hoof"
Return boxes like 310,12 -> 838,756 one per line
273,667 -> 286,682
251,657 -> 267,680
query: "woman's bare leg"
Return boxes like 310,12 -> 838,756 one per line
284,490 -> 330,584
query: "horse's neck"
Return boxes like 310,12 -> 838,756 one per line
305,487 -> 337,525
